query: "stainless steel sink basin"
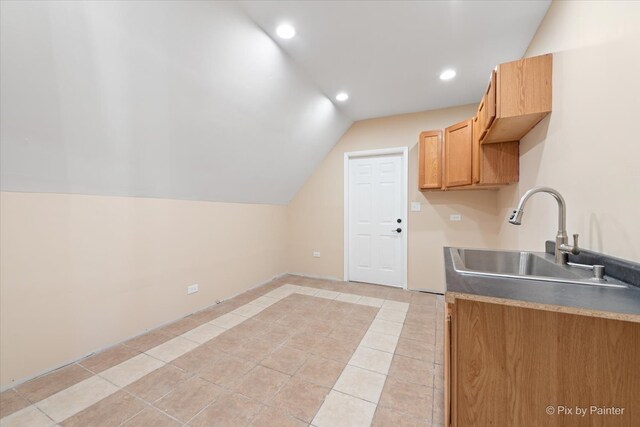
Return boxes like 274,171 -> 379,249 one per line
450,248 -> 629,288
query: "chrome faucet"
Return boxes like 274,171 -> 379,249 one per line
508,187 -> 580,265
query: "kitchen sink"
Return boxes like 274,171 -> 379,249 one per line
450,248 -> 629,288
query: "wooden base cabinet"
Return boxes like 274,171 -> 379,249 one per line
445,299 -> 640,426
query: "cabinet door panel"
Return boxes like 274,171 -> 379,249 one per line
444,120 -> 473,187
498,54 -> 552,118
480,141 -> 519,185
454,299 -> 640,426
445,303 -> 456,427
477,96 -> 487,139
483,70 -> 497,131
419,131 -> 443,189
472,116 -> 480,184
477,71 -> 496,141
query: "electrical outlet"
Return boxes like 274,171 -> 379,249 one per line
187,284 -> 199,295
411,202 -> 421,212
449,214 -> 462,222
313,251 -> 321,258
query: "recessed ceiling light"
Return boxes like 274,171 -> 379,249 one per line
276,24 -> 296,39
335,92 -> 349,102
440,69 -> 456,80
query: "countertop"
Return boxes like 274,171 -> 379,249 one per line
444,247 -> 640,323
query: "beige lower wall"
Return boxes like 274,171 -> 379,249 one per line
286,104 -> 503,293
495,1 -> 640,262
0,192 -> 286,387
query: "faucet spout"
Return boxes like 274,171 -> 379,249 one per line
508,187 -> 578,264
509,187 -> 566,235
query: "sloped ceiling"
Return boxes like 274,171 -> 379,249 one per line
0,1 -> 351,205
1,1 -> 549,205
240,0 -> 551,120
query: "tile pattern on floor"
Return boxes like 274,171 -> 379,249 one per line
0,275 -> 444,426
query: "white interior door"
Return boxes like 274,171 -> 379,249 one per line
347,153 -> 406,288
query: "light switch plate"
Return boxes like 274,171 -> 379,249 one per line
313,251 -> 321,258
187,284 -> 199,295
410,202 -> 421,212
449,214 -> 462,221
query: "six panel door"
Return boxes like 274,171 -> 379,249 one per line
348,154 -> 405,288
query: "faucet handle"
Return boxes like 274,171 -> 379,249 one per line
559,233 -> 580,256
570,233 -> 580,255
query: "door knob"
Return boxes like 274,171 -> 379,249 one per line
392,228 -> 402,233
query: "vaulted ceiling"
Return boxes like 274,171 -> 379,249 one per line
1,1 -> 549,205
240,0 -> 551,120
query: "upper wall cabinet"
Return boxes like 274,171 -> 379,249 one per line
418,53 -> 550,192
418,116 -> 519,191
482,54 -> 552,144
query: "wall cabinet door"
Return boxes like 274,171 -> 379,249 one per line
444,120 -> 473,188
472,116 -> 481,184
497,54 -> 552,118
473,115 -> 519,186
476,70 -> 496,142
477,96 -> 487,140
483,70 -> 497,132
478,142 -> 519,185
484,54 -> 552,143
418,131 -> 443,190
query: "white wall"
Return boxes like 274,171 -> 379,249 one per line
496,0 -> 640,262
0,0 -> 351,205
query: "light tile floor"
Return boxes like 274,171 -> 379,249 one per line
0,275 -> 445,426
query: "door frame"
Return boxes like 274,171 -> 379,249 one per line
343,147 -> 409,289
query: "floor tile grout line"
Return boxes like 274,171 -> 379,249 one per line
37,405 -> 57,427
115,402 -> 185,427
1,284 -> 414,425
109,389 -> 155,427
126,368 -> 195,407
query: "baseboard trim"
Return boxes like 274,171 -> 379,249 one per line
287,272 -> 445,295
286,272 -> 344,282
